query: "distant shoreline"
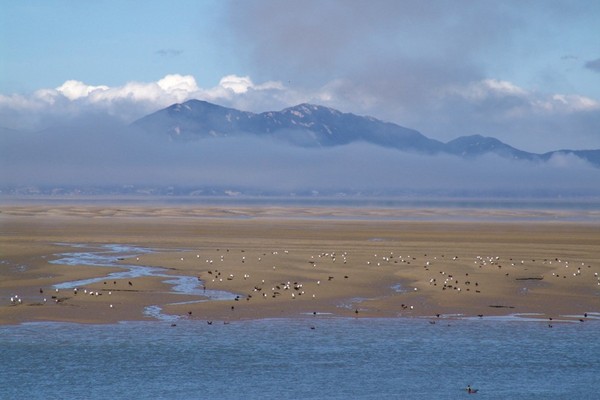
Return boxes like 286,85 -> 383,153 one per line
2,197 -> 599,223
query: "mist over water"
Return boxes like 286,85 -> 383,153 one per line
2,122 -> 600,199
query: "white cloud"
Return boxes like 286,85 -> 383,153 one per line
545,94 -> 600,112
4,74 -> 596,124
482,79 -> 528,97
157,74 -> 199,95
1,74 -> 286,110
0,74 -> 287,129
56,80 -> 110,100
218,75 -> 254,94
446,78 -> 600,115
446,79 -> 528,102
1,73 -> 599,152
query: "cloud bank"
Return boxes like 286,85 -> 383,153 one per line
0,74 -> 292,131
2,122 -> 599,198
1,73 -> 599,153
223,0 -> 600,152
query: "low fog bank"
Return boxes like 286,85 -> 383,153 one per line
2,123 -> 600,198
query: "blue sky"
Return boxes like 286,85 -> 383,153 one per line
0,1 -> 232,91
1,0 -> 600,152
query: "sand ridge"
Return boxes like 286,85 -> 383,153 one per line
2,203 -> 599,221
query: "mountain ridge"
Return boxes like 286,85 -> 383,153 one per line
133,100 -> 600,167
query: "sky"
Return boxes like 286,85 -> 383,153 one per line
1,0 -> 600,196
1,0 -> 599,152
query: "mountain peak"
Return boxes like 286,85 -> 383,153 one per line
447,134 -> 501,146
280,103 -> 342,122
446,134 -> 536,160
134,99 -> 441,150
284,103 -> 340,113
170,99 -> 242,114
132,100 -> 600,167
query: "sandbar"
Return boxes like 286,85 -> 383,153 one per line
1,205 -> 599,325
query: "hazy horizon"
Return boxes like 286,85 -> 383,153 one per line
2,1 -> 600,198
2,120 -> 600,199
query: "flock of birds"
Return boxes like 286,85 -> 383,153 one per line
170,245 -> 599,322
8,279 -> 135,311
6,244 -> 598,325
195,249 -> 341,303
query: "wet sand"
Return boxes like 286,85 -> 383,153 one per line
1,205 -> 599,324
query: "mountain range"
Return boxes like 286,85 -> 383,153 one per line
133,100 -> 600,168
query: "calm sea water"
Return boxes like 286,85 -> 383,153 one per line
1,317 -> 598,399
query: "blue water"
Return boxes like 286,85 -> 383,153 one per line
3,244 -> 599,399
1,318 -> 598,399
50,243 -> 238,303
